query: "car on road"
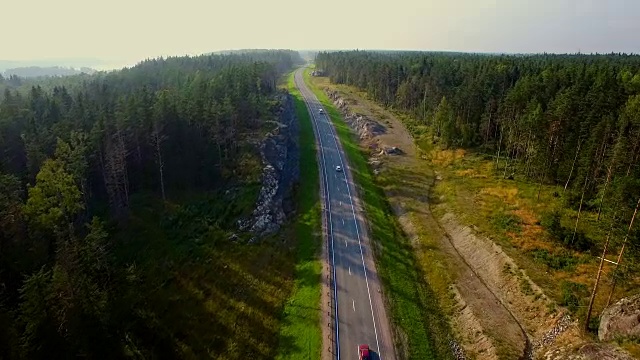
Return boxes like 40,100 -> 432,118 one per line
358,344 -> 370,360
335,165 -> 342,172
319,108 -> 324,114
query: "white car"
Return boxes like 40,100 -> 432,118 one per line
335,165 -> 342,172
319,108 -> 324,114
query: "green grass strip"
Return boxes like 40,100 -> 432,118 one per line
303,69 -> 453,360
275,71 -> 323,360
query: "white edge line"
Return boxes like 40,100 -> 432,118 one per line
295,70 -> 341,360
321,82 -> 383,358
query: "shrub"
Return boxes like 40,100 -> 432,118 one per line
563,230 -> 594,252
541,210 -> 594,252
492,211 -> 522,233
541,210 -> 563,239
560,281 -> 588,314
530,249 -> 580,271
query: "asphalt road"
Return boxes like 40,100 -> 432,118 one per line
294,69 -> 396,360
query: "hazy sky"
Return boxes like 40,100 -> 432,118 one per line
2,0 -> 638,68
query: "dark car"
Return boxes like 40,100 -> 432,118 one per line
358,344 -> 370,360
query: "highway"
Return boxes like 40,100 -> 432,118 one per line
294,68 -> 396,360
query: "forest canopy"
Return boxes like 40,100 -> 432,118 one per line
316,51 -> 640,300
316,51 -> 640,226
0,50 -> 302,358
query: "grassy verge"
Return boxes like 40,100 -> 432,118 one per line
303,69 -> 453,359
274,71 -> 322,360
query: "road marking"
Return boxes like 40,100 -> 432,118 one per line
339,201 -> 342,206
342,218 -> 344,225
345,239 -> 347,247
352,300 -> 355,312
323,92 -> 383,359
296,70 -> 341,359
349,267 -> 351,275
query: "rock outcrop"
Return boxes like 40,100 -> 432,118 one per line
238,93 -> 299,239
599,293 -> 640,341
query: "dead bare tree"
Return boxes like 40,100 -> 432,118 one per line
502,125 -> 513,179
422,83 -> 428,123
606,197 -> 640,307
537,131 -> 558,201
564,138 -> 582,192
625,139 -> 639,176
151,120 -> 167,201
571,175 -> 589,245
596,165 -> 613,221
495,124 -> 503,170
584,217 -> 615,331
104,129 -> 130,215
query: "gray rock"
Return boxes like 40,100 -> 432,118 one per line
384,146 -> 403,155
449,340 -> 466,360
578,343 -> 636,360
533,314 -> 573,349
599,293 -> 640,341
238,93 -> 300,240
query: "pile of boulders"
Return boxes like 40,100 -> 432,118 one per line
534,314 -> 573,349
334,96 -> 348,111
325,90 -> 389,142
343,112 -> 386,140
449,340 -> 467,360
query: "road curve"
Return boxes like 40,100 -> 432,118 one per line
294,68 -> 396,360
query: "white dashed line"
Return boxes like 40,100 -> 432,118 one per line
352,300 -> 356,312
349,267 -> 351,275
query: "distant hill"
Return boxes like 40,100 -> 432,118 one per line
3,66 -> 96,78
0,58 -> 107,70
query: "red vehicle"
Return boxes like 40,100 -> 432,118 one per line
358,344 -> 370,360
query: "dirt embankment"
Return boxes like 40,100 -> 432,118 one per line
322,86 -> 636,360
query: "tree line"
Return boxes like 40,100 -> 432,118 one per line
2,66 -> 97,78
316,50 -> 640,295
0,50 -> 302,358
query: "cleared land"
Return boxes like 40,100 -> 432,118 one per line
308,73 -> 640,359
